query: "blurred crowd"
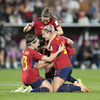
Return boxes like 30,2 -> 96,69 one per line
0,0 -> 100,70
76,40 -> 100,70
0,24 -> 26,69
0,0 -> 100,24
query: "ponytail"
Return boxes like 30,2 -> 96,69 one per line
41,7 -> 61,23
50,13 -> 61,23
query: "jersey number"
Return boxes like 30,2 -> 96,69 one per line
23,56 -> 27,71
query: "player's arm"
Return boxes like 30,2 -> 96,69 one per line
23,23 -> 32,32
36,62 -> 50,69
35,60 -> 54,69
56,26 -> 63,35
62,36 -> 74,45
42,45 -> 64,62
54,20 -> 63,35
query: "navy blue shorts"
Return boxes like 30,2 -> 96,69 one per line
68,54 -> 76,66
54,67 -> 72,80
25,78 -> 45,88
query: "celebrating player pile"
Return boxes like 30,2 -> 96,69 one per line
11,7 -> 90,93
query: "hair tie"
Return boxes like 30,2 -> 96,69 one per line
28,37 -> 38,44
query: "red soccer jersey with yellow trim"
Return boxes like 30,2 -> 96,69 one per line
21,48 -> 44,84
31,17 -> 60,36
50,35 -> 72,69
62,37 -> 76,56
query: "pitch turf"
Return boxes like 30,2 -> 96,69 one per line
0,68 -> 100,100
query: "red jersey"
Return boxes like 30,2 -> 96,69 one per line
62,37 -> 76,56
50,35 -> 72,69
31,17 -> 60,36
21,48 -> 44,84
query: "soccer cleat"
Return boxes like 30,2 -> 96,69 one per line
11,85 -> 24,92
77,79 -> 82,83
73,81 -> 91,92
21,86 -> 33,93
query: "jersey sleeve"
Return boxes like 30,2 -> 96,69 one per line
52,20 -> 60,28
30,20 -> 36,29
62,37 -> 68,44
34,51 -> 44,60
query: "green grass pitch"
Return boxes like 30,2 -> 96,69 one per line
0,68 -> 100,100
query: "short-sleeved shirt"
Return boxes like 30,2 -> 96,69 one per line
62,37 -> 76,56
21,48 -> 44,84
31,17 -> 60,36
50,35 -> 72,69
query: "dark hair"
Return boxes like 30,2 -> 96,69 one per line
26,34 -> 37,47
41,7 -> 61,23
37,34 -> 45,47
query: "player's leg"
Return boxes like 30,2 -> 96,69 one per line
53,76 -> 81,92
53,77 -> 65,92
30,78 -> 53,92
39,79 -> 53,92
53,67 -> 72,92
45,62 -> 54,83
57,84 -> 81,92
67,54 -> 79,83
67,75 -> 77,83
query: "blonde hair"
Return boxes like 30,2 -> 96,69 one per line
41,7 -> 61,23
42,25 -> 55,33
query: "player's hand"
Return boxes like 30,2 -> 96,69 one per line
27,23 -> 32,26
35,64 -> 42,69
34,63 -> 37,68
58,45 -> 65,52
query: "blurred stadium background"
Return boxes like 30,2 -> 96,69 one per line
0,0 -> 100,70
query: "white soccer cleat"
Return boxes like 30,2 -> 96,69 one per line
21,86 -> 33,93
11,85 -> 24,92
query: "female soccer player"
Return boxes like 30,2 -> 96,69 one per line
42,25 -> 91,92
46,26 -> 77,83
21,34 -> 64,93
23,7 -> 63,36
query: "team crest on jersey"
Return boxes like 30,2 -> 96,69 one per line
50,46 -> 53,51
40,26 -> 43,29
56,35 -> 60,41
